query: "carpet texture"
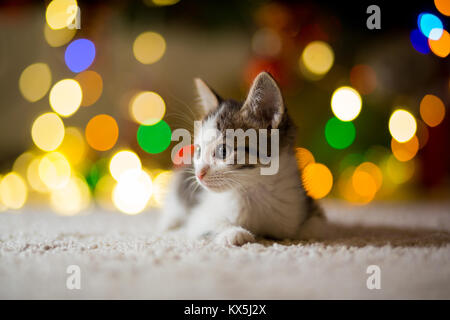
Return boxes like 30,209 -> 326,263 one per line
1,201 -> 450,299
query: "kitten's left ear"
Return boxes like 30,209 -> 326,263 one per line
241,72 -> 284,129
194,78 -> 221,116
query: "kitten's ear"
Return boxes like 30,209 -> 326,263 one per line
194,78 -> 221,116
241,72 -> 284,129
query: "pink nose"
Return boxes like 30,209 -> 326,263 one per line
197,166 -> 209,180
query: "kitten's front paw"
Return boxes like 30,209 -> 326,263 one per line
215,227 -> 255,246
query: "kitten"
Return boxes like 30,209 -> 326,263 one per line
159,72 -> 323,246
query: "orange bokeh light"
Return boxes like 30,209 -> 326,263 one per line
435,0 -> 450,16
75,70 -> 103,107
391,136 -> 419,162
420,94 -> 446,127
85,114 -> 119,151
428,29 -> 450,58
295,147 -> 315,170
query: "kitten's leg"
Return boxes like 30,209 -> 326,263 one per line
214,226 -> 255,246
157,167 -> 198,233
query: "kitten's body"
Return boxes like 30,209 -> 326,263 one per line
159,72 -> 322,245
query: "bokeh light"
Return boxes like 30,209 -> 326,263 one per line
75,70 -> 103,106
383,155 -> 415,184
109,150 -> 142,181
27,158 -> 49,193
31,113 -> 65,152
410,29 -> 431,54
133,31 -> 166,64
85,114 -> 119,151
94,174 -> 115,211
391,136 -> 419,162
419,94 -> 446,127
137,120 -> 172,154
19,63 -> 52,102
300,41 -> 334,77
45,0 -> 78,30
350,65 -> 377,95
389,109 -> 417,143
113,169 -> 153,215
150,0 -> 180,6
50,176 -> 90,215
331,86 -> 362,121
435,0 -> 450,16
416,120 -> 430,149
49,79 -> 82,117
428,29 -> 450,58
44,24 -> 76,47
65,39 -> 96,73
325,117 -> 356,149
295,147 -> 315,170
58,127 -> 86,166
418,13 -> 443,40
355,162 -> 383,191
152,171 -> 173,207
302,163 -> 333,199
251,28 -> 282,57
0,172 -> 28,210
13,152 -> 34,179
130,91 -> 166,125
38,152 -> 71,190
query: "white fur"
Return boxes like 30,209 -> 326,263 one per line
160,117 -> 309,246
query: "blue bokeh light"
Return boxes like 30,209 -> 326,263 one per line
418,13 -> 443,40
65,39 -> 96,73
410,29 -> 430,54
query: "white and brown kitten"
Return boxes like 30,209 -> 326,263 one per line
159,72 -> 323,246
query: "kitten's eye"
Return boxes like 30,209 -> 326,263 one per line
194,144 -> 201,159
215,144 -> 230,160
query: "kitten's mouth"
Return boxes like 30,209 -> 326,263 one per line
197,175 -> 228,192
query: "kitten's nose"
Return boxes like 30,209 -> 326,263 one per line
197,166 -> 209,180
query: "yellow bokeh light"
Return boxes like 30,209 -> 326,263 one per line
19,63 -> 52,102
338,167 -> 375,205
295,147 -> 315,170
13,152 -> 34,178
388,109 -> 417,143
27,158 -> 49,193
391,136 -> 419,162
113,169 -> 153,215
302,163 -> 333,199
133,31 -> 166,64
331,86 -> 362,121
150,0 -> 180,6
420,94 -> 446,127
300,41 -> 334,77
109,150 -> 142,181
0,172 -> 28,210
44,23 -> 76,47
152,171 -> 173,207
58,127 -> 86,166
94,174 -> 115,211
130,91 -> 166,125
352,170 -> 377,198
45,0 -> 78,30
74,70 -> 103,107
0,175 -> 6,212
31,112 -> 65,152
85,114 -> 119,152
50,176 -> 90,216
39,152 -> 71,190
384,155 -> 415,185
49,79 -> 82,117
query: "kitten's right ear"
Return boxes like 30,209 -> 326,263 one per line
194,78 -> 221,116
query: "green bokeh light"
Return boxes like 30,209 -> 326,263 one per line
137,120 -> 172,154
325,117 -> 356,149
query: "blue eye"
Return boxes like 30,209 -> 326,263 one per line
215,144 -> 230,160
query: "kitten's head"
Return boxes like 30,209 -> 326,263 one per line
192,72 -> 295,192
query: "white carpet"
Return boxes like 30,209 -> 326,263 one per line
1,201 -> 450,299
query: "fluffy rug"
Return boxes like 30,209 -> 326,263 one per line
1,201 -> 450,299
